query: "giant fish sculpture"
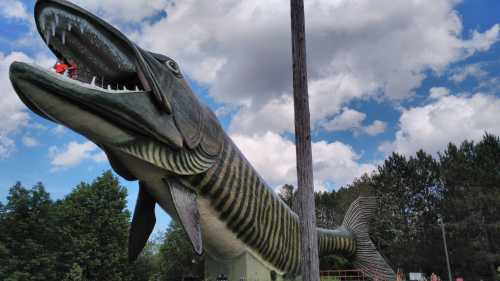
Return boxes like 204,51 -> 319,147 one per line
9,0 -> 395,279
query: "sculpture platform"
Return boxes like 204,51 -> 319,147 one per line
205,252 -> 294,281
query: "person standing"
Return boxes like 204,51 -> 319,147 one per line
67,59 -> 77,79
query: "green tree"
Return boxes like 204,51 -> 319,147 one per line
315,190 -> 337,229
0,182 -> 59,281
439,134 -> 500,280
0,201 -> 6,277
370,150 -> 443,274
55,171 -> 130,281
278,184 -> 295,208
63,264 -> 85,281
130,241 -> 162,281
158,221 -> 204,281
333,174 -> 373,225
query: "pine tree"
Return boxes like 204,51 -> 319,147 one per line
370,151 -> 443,273
439,134 -> 500,280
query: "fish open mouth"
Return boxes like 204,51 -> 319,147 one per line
9,0 -> 185,148
35,1 -> 147,93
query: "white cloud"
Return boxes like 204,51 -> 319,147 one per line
449,64 -> 487,83
52,125 -> 66,136
477,77 -> 500,94
323,107 -> 366,132
91,151 -> 108,163
231,132 -> 296,186
0,51 -> 33,158
48,141 -> 106,171
135,0 -> 500,135
0,51 -> 56,158
321,107 -> 386,136
0,1 -> 29,20
22,136 -> 38,147
380,90 -> 500,156
463,24 -> 500,54
429,87 -> 450,100
28,123 -> 48,131
364,120 -> 387,136
72,0 -> 168,22
229,94 -> 294,135
0,138 -> 15,159
231,132 -> 375,190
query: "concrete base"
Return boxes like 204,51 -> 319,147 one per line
205,252 -> 295,281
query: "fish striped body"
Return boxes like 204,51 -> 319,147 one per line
318,227 -> 356,256
185,137 -> 357,274
115,132 -> 394,279
118,139 -> 217,175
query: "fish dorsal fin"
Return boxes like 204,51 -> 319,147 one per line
165,179 -> 203,255
118,140 -> 217,175
128,182 -> 156,262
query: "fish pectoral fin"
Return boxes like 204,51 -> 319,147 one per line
165,179 -> 203,255
128,182 -> 156,262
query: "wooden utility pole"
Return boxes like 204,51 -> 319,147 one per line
290,1 -> 320,281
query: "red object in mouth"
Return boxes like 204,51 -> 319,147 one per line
54,62 -> 69,74
53,61 -> 77,79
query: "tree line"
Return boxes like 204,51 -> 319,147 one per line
1,134 -> 498,280
279,133 -> 499,281
0,171 -> 203,281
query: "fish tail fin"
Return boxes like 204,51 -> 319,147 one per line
342,196 -> 396,281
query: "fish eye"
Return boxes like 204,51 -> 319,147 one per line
166,60 -> 181,76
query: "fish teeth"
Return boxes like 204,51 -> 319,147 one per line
51,22 -> 56,36
91,76 -> 96,86
62,31 -> 66,45
55,14 -> 59,25
45,31 -> 51,45
68,23 -> 72,32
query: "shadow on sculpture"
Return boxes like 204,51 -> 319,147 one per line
9,0 -> 396,280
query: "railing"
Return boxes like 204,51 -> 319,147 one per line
320,269 -> 370,281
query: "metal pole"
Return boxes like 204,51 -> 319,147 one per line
438,216 -> 453,281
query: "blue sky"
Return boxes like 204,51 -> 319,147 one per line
1,0 -> 500,233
